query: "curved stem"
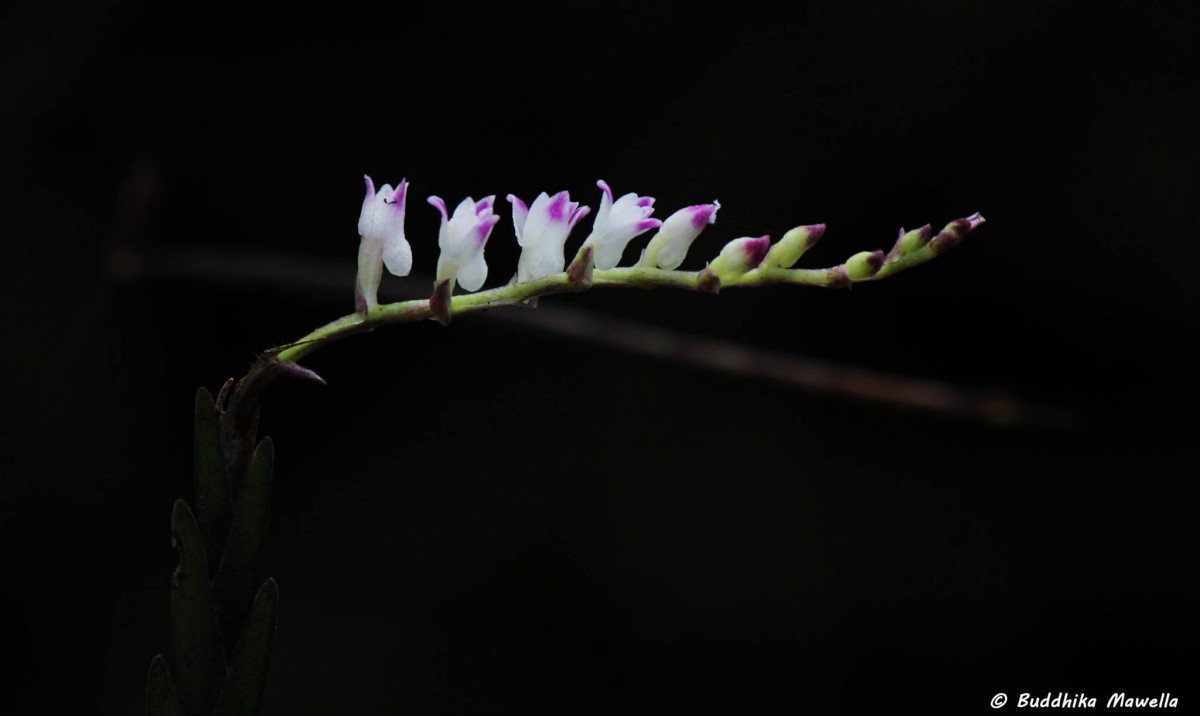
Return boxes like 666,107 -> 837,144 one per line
277,229 -> 954,365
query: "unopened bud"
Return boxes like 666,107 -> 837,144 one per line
896,224 -> 933,255
929,212 -> 986,254
763,223 -> 826,268
844,250 -> 885,280
707,235 -> 772,283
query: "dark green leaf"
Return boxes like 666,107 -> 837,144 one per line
194,387 -> 232,572
171,499 -> 227,716
213,579 -> 279,716
145,654 -> 182,716
213,437 -> 273,656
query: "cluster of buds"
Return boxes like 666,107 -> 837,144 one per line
355,174 -> 985,321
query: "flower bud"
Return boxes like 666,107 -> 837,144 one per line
896,224 -> 933,255
763,223 -> 825,268
707,235 -> 771,283
638,201 -> 720,269
929,212 -> 986,254
844,250 -> 885,280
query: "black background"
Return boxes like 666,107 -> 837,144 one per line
1,1 -> 1196,714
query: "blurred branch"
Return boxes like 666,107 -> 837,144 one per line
108,245 -> 1078,429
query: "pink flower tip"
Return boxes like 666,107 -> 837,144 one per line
741,235 -> 772,265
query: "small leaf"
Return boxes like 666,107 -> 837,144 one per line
145,654 -> 182,716
213,438 -> 274,656
171,499 -> 227,716
213,579 -> 280,716
194,387 -> 232,572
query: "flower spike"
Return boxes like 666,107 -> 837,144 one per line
430,194 -> 501,293
355,175 -> 410,312
580,180 -> 662,270
637,200 -> 720,270
510,191 -> 591,283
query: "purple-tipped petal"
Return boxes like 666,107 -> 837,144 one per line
507,194 -> 529,244
637,196 -> 654,208
568,204 -> 591,230
636,218 -> 662,233
476,213 -> 501,243
597,179 -> 614,210
390,179 -> 407,205
427,196 -> 449,221
358,175 -> 377,238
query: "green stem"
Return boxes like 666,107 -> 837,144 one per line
275,236 -> 953,365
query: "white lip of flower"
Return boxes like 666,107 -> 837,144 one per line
428,194 -> 500,293
580,180 -> 662,270
638,200 -> 721,270
509,190 -> 591,283
355,175 -> 410,312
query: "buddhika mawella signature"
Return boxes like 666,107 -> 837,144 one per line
1000,692 -> 1179,709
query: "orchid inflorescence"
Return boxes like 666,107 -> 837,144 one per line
145,175 -> 985,716
349,174 -> 984,335
263,175 -> 985,370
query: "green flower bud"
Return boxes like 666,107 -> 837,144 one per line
708,235 -> 772,283
929,212 -> 986,254
763,224 -> 826,268
897,224 -> 933,255
844,250 -> 885,280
